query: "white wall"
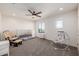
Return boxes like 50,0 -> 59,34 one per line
1,15 -> 35,37
77,5 -> 79,54
78,5 -> 79,41
0,12 -> 1,32
35,9 -> 77,47
0,13 -> 2,40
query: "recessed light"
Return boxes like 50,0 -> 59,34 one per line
59,8 -> 63,11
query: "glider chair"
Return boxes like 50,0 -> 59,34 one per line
3,31 -> 22,47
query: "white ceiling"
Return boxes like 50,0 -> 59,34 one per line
0,3 -> 77,20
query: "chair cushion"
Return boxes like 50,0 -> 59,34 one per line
13,40 -> 22,43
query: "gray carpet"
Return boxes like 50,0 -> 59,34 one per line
10,38 -> 78,56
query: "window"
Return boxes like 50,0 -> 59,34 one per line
56,20 -> 63,29
38,22 -> 45,33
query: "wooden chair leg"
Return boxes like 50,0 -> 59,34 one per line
10,42 -> 12,46
20,41 -> 22,44
14,43 -> 18,47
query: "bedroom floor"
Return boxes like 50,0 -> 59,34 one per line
10,38 -> 78,56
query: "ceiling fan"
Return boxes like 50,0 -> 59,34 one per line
25,9 -> 42,17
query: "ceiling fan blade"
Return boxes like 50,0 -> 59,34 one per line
36,14 -> 41,17
28,10 -> 33,14
36,11 -> 42,14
